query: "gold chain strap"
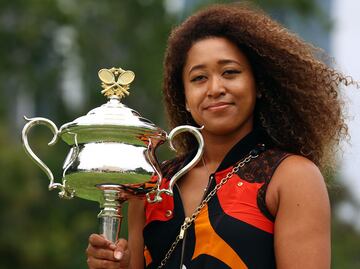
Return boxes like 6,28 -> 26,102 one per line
157,149 -> 261,268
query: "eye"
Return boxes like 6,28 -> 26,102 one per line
190,75 -> 207,83
222,69 -> 241,77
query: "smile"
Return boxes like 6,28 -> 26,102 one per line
204,102 -> 233,111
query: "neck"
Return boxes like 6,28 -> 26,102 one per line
201,127 -> 253,172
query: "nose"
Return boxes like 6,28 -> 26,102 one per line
207,75 -> 225,98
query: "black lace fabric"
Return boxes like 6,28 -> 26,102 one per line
235,148 -> 291,221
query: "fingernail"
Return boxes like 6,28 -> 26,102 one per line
109,243 -> 116,249
114,251 -> 123,260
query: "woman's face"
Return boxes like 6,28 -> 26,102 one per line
182,37 -> 257,137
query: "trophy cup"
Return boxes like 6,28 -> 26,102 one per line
21,67 -> 204,243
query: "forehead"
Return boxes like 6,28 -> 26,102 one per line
184,37 -> 250,68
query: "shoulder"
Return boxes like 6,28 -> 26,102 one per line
266,155 -> 331,268
273,155 -> 325,191
266,154 -> 329,218
239,147 -> 290,183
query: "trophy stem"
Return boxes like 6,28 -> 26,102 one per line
97,187 -> 125,243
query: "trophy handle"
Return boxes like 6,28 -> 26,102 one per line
21,116 -> 71,198
146,125 -> 204,203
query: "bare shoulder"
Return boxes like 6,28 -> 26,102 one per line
266,154 -> 329,221
274,154 -> 324,182
267,155 -> 331,269
269,155 -> 326,194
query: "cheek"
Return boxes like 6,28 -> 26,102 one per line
184,86 -> 201,109
183,88 -> 201,124
234,81 -> 257,105
185,98 -> 203,124
241,94 -> 257,115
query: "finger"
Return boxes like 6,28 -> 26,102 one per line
89,234 -> 113,248
87,256 -> 120,269
114,238 -> 128,260
116,238 -> 128,251
118,248 -> 130,268
86,245 -> 117,261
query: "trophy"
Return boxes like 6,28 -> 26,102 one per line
21,67 -> 204,243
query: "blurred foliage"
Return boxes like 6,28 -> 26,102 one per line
328,173 -> 360,269
0,0 -> 358,268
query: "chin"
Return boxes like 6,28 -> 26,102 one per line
202,119 -> 254,138
203,125 -> 241,136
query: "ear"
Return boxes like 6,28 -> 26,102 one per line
185,100 -> 191,112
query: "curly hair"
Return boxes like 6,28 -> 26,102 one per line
162,3 -> 354,170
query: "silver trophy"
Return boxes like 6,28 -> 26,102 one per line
22,67 -> 204,242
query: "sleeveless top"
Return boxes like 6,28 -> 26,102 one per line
143,130 -> 290,268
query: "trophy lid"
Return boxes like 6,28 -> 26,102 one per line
59,67 -> 166,145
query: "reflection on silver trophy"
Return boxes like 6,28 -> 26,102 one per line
21,67 -> 204,242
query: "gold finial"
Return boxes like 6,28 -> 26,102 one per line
98,67 -> 135,99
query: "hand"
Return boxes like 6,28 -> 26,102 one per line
86,234 -> 130,269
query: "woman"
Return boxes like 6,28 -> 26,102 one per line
86,3 -> 354,269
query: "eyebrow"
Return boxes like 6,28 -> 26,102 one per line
188,59 -> 242,75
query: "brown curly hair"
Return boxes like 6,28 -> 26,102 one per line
162,3 -> 354,170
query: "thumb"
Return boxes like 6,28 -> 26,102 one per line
114,238 -> 128,261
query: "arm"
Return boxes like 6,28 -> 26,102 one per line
128,198 -> 146,269
267,155 -> 331,269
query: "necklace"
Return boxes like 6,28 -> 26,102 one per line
157,145 -> 264,268
201,156 -> 211,193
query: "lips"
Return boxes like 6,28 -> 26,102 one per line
204,102 -> 233,110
